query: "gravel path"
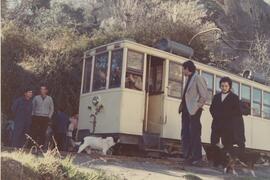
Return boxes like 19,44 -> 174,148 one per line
73,153 -> 270,180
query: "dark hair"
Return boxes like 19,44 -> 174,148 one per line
23,87 -> 33,94
40,85 -> 48,90
183,60 -> 196,73
219,77 -> 232,89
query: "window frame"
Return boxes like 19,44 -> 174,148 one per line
252,88 -> 262,117
167,61 -> 183,99
215,75 -> 221,94
241,84 -> 251,102
126,50 -> 144,74
109,49 -> 123,89
148,60 -> 164,95
125,50 -> 144,91
201,71 -> 214,104
263,91 -> 270,120
232,81 -> 240,96
92,52 -> 109,92
82,56 -> 93,94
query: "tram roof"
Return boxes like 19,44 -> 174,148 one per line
85,40 -> 270,92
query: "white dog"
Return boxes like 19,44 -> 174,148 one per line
77,136 -> 119,155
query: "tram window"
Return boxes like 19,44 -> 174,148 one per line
109,49 -> 123,88
241,84 -> 251,110
202,71 -> 214,104
215,76 -> 221,94
263,91 -> 270,119
82,57 -> 92,93
253,88 -> 262,117
168,62 -> 183,98
92,52 -> 108,91
125,50 -> 144,91
232,81 -> 239,96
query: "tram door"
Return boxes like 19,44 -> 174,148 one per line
144,55 -> 165,134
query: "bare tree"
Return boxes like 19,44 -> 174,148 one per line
243,33 -> 270,83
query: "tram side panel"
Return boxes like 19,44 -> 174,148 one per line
162,98 -> 213,143
120,89 -> 144,136
162,97 -> 181,140
243,115 -> 253,149
78,91 -> 122,134
200,106 -> 212,144
250,116 -> 270,151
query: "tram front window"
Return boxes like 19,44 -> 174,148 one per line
125,50 -> 144,91
93,52 -> 108,91
109,49 -> 123,88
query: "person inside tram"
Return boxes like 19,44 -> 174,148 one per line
111,66 -> 121,87
210,77 -> 245,153
94,69 -> 106,89
125,73 -> 142,90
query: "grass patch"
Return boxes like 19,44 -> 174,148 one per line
1,149 -> 119,180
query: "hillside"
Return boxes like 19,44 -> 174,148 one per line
1,0 -> 270,116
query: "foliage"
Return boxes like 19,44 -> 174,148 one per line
1,0 -> 218,116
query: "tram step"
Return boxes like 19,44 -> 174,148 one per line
142,133 -> 161,149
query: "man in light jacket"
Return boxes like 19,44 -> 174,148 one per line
31,85 -> 54,147
179,60 -> 208,165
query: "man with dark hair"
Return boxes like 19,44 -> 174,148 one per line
30,85 -> 54,148
11,87 -> 33,148
183,60 -> 196,73
210,77 -> 245,152
179,60 -> 208,165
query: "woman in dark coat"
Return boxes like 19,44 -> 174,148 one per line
210,77 -> 245,151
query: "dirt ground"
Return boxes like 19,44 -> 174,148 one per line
73,153 -> 270,180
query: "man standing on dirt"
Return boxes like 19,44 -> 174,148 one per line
30,85 -> 54,148
11,87 -> 33,148
179,60 -> 208,165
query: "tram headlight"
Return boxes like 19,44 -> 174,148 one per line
92,96 -> 100,106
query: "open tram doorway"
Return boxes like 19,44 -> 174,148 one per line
144,55 -> 166,135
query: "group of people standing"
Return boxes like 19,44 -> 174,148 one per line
10,85 -> 78,151
10,60 -> 245,160
179,60 -> 245,165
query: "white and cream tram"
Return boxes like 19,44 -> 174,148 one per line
77,40 -> 270,152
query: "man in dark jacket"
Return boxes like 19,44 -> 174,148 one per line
210,77 -> 245,152
11,88 -> 33,148
52,107 -> 69,151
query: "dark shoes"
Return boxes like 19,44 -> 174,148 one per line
183,158 -> 206,167
191,159 -> 207,167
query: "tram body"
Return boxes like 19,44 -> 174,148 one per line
77,40 -> 270,151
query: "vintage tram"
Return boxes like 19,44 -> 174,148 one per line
77,40 -> 270,152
